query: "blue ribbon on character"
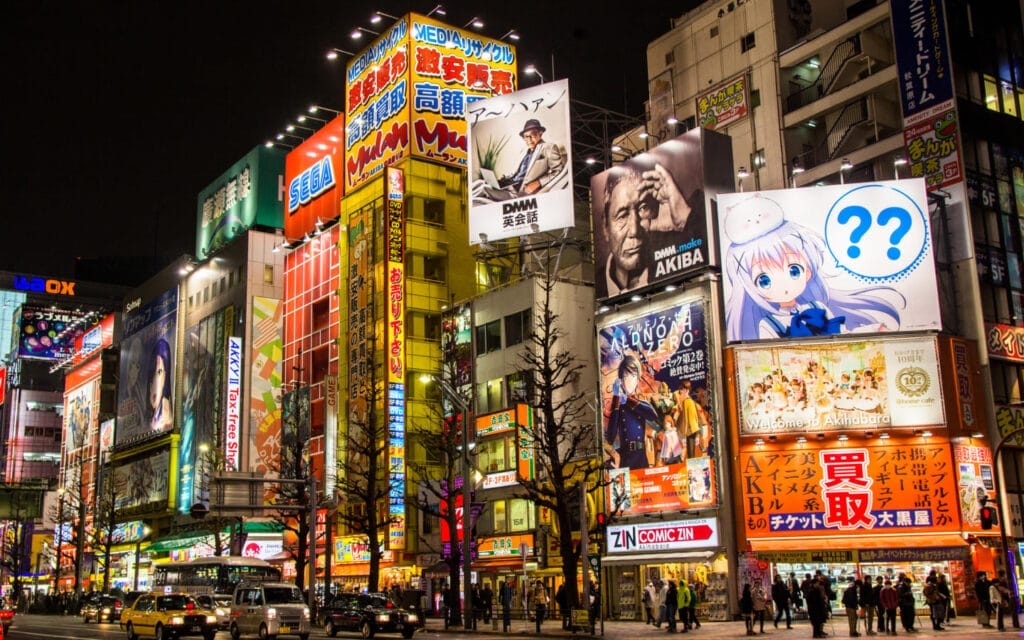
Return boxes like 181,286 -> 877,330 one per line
789,307 -> 845,337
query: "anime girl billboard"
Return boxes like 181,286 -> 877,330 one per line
718,180 -> 940,343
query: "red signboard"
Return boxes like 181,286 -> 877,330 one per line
284,115 -> 345,239
0,366 -> 6,406
986,322 -> 1024,362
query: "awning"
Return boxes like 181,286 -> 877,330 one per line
747,534 -> 968,562
424,561 -> 453,578
144,531 -> 213,553
241,519 -> 284,534
601,551 -> 718,566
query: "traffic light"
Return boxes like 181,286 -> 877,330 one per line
595,513 -> 607,532
981,502 -> 995,530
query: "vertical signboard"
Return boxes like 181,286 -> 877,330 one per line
226,336 -> 242,470
467,79 -> 574,243
386,167 -> 406,550
598,297 -> 717,516
516,404 -> 535,481
325,374 -> 338,497
249,297 -> 283,493
117,288 -> 178,446
196,145 -> 286,259
891,0 -> 970,262
0,366 -> 6,406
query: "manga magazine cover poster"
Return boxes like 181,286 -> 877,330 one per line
598,298 -> 717,515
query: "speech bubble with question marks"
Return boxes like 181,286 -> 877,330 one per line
824,183 -> 930,283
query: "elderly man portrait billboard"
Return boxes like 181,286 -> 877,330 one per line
467,79 -> 573,243
591,128 -> 732,302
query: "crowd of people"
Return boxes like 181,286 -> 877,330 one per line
639,577 -> 705,633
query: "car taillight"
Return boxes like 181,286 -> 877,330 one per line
115,601 -> 122,608
386,601 -> 393,609
187,602 -> 195,610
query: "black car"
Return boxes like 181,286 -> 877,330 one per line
81,594 -> 124,623
318,593 -> 422,639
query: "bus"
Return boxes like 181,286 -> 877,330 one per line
152,556 -> 282,596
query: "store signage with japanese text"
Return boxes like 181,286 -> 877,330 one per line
386,167 -> 406,551
696,74 -> 748,131
607,518 -> 719,553
986,322 -> 1024,362
478,534 -> 533,558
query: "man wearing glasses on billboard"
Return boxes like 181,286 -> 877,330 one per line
473,118 -> 566,201
598,156 -> 700,297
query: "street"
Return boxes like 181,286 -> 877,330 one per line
5,613 -> 1024,640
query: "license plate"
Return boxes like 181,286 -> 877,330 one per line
280,626 -> 291,633
397,624 -> 403,630
191,626 -> 201,632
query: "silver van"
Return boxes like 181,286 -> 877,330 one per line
229,581 -> 311,640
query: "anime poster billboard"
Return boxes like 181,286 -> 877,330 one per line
284,114 -> 344,239
954,444 -> 997,533
467,79 -> 573,243
591,128 -> 733,302
733,336 -> 945,436
718,181 -> 939,343
63,378 -> 98,460
196,145 -> 286,260
17,305 -> 91,360
344,13 -> 516,191
116,287 -> 178,446
739,440 -> 962,538
598,297 -> 717,516
112,449 -> 170,512
179,308 -> 231,515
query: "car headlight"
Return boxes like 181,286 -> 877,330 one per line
170,616 -> 184,625
302,607 -> 310,620
216,607 -> 228,617
408,613 -> 419,623
267,607 -> 277,620
206,615 -> 218,624
102,607 -> 111,614
377,613 -> 390,623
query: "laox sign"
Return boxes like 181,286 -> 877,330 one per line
13,275 -> 75,295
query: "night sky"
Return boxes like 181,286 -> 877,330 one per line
3,1 -> 696,281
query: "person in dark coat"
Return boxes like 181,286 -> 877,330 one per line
555,583 -> 569,629
740,583 -> 755,636
805,575 -> 830,639
860,574 -> 877,636
842,579 -> 862,637
481,583 -> 493,624
975,571 -> 992,627
665,581 -> 679,633
772,573 -> 793,629
896,574 -> 916,632
499,578 -> 513,632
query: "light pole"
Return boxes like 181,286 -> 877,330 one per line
995,428 -> 1024,628
436,377 -> 473,629
133,525 -> 151,591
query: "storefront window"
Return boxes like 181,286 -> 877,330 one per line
477,434 -> 515,473
488,498 -> 535,533
1003,80 -> 1019,117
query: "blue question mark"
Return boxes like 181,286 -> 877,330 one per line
876,206 -> 912,261
836,205 -> 872,258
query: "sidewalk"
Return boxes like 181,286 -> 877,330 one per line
421,615 -> 1024,639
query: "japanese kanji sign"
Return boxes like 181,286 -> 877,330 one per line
739,440 -> 961,539
344,13 -> 517,191
696,74 -> 749,131
891,0 -> 954,122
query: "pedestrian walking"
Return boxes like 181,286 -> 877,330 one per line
990,570 -> 1011,631
532,580 -> 548,633
805,575 -> 830,639
922,573 -> 946,630
556,583 -> 568,630
872,576 -> 885,634
773,573 -> 793,629
655,579 -> 668,628
687,582 -> 701,629
677,579 -> 692,632
788,572 -> 804,613
665,580 -> 679,633
975,571 -> 992,628
896,574 -> 916,632
740,583 -> 756,636
860,574 -> 877,635
843,579 -> 862,637
644,582 -> 657,624
499,578 -> 513,633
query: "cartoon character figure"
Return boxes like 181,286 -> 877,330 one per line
723,194 -> 904,341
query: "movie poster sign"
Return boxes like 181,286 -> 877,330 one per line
718,181 -> 939,342
598,297 -> 717,516
733,337 -> 944,436
740,441 -> 961,538
64,378 -> 98,459
592,128 -> 732,301
467,80 -> 574,243
116,288 -> 178,446
696,74 -> 749,131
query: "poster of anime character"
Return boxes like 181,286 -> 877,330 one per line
598,297 -> 717,516
718,181 -> 940,343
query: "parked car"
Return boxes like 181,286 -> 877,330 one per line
119,591 -> 218,640
229,580 -> 311,640
82,594 -> 124,623
196,594 -> 232,630
318,592 -> 422,639
0,605 -> 14,633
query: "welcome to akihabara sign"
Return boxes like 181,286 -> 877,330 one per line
344,12 -> 516,191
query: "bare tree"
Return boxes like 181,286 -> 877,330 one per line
0,484 -> 42,609
514,265 -> 602,610
267,382 -> 313,592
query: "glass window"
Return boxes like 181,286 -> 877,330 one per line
741,32 -> 756,52
477,434 -> 515,473
475,378 -> 503,413
504,309 -> 531,347
507,372 -> 533,403
475,320 -> 501,354
985,75 -> 1000,112
1005,81 -> 1020,117
493,501 -> 507,531
508,499 -> 534,532
424,255 -> 446,282
423,198 -> 445,225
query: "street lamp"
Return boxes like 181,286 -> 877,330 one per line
133,525 -> 151,591
840,158 -> 853,184
524,65 -> 545,84
434,376 -> 473,629
893,155 -> 908,181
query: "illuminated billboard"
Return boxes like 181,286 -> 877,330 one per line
731,336 -> 945,436
18,305 -> 92,361
467,79 -> 574,243
196,145 -> 286,259
598,296 -> 718,516
718,180 -> 939,343
591,128 -> 733,301
739,438 -> 962,539
116,287 -> 178,446
344,13 -> 517,191
386,167 -> 406,550
285,115 -> 344,239
112,449 -> 170,512
249,296 -> 283,490
696,73 -> 749,131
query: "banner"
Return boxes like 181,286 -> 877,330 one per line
598,297 -> 717,516
607,518 -> 719,553
718,181 -> 939,342
696,74 -> 749,131
733,336 -> 945,436
467,79 -> 574,243
249,296 -> 283,492
18,305 -> 91,361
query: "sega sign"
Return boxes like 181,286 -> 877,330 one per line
288,156 -> 336,213
12,275 -> 76,296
